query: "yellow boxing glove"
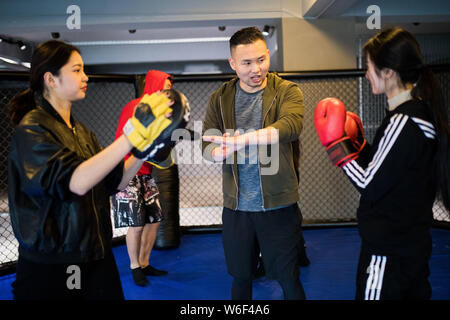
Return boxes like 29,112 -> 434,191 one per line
123,92 -> 173,156
129,89 -> 190,165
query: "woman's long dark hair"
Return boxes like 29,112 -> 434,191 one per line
8,40 -> 80,126
363,27 -> 450,211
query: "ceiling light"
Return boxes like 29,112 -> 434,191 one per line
0,56 -> 19,65
262,25 -> 274,37
18,41 -> 27,50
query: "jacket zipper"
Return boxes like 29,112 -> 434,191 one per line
258,94 -> 277,210
220,96 -> 239,211
71,126 -> 105,257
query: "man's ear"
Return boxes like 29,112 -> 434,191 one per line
228,57 -> 236,71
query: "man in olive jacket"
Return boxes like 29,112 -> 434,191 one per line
202,27 -> 306,300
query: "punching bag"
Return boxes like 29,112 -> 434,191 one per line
152,164 -> 181,249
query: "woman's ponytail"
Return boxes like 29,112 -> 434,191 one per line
413,65 -> 450,211
8,88 -> 37,126
411,65 -> 440,119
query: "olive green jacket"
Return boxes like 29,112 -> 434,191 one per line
201,73 -> 304,210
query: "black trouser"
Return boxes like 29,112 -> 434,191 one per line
222,204 -> 306,300
355,244 -> 431,300
12,251 -> 124,300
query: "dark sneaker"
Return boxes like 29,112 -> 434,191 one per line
141,265 -> 168,276
131,267 -> 149,286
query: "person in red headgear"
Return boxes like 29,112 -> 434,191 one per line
112,70 -> 173,286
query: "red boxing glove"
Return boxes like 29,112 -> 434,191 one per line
314,98 -> 347,146
314,98 -> 358,167
345,111 -> 366,152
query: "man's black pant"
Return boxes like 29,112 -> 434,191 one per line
222,204 -> 306,300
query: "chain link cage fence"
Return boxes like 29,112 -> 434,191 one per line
1,68 -> 448,270
0,40 -> 449,270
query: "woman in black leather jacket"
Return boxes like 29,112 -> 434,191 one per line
7,40 -> 149,300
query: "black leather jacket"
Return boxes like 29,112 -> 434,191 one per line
8,97 -> 123,264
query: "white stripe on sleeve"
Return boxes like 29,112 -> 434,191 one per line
411,117 -> 436,139
343,114 -> 409,189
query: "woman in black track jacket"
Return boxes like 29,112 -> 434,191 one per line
342,28 -> 450,300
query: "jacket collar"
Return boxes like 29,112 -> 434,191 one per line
387,89 -> 412,111
220,78 -> 236,129
36,93 -> 75,128
261,74 -> 278,124
220,73 -> 279,129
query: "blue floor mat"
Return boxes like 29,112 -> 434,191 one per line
0,227 -> 448,300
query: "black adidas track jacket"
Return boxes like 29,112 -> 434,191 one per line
343,99 -> 437,256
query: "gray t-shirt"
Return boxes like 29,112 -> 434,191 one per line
234,82 -> 264,211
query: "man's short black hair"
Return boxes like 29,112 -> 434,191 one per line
229,27 -> 265,51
